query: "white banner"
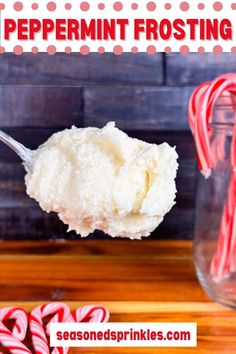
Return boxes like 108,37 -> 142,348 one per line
50,322 -> 197,347
0,0 -> 234,53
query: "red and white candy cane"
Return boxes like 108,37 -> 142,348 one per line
230,99 -> 236,170
210,173 -> 236,278
229,205 -> 236,272
211,112 -> 236,279
189,74 -> 236,176
0,306 -> 31,354
71,305 -> 110,323
30,302 -> 71,354
188,82 -> 210,134
0,303 -> 110,354
197,76 -> 236,172
188,74 -> 236,280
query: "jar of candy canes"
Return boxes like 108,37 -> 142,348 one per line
189,75 -> 236,308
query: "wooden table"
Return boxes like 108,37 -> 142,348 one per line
0,240 -> 235,353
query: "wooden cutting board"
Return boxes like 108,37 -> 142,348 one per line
0,240 -> 235,353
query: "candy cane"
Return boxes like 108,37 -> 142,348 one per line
0,306 -> 29,341
229,205 -> 236,272
230,96 -> 236,170
210,173 -> 235,279
228,105 -> 236,272
208,79 -> 236,279
71,305 -> 110,323
0,303 -> 110,354
0,307 -> 31,354
30,303 -> 71,354
188,74 -> 236,280
195,78 -> 236,174
188,82 -> 210,134
189,74 -> 236,176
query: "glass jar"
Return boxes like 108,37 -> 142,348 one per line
194,94 -> 236,308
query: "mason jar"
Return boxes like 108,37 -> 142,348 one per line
194,94 -> 236,308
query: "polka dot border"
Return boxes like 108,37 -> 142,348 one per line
14,2 -> 23,11
165,46 -> 172,54
98,3 -> 105,10
80,45 -> 90,55
180,45 -> 189,55
0,45 -> 234,55
113,45 -> 123,55
0,1 -> 234,55
14,45 -> 23,55
146,2 -> 156,11
213,2 -> 223,11
31,46 -> 38,54
65,46 -> 72,54
47,1 -> 56,11
0,1 -> 231,13
131,46 -> 138,54
180,2 -> 190,11
0,0 -> 231,14
98,46 -> 105,54
47,45 -> 56,55
198,46 -> 205,54
198,3 -> 205,10
165,3 -> 171,10
213,45 -> 223,54
113,2 -> 123,11
80,1 -> 90,11
131,3 -> 138,10
0,0 -> 233,13
146,45 -> 156,55
31,3 -> 38,10
65,3 -> 72,10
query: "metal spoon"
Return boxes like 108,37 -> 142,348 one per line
0,129 -> 33,172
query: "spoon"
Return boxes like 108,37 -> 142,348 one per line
0,129 -> 33,172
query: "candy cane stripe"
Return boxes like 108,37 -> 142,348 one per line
188,75 -> 236,280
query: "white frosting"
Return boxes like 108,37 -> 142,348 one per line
25,122 -> 178,239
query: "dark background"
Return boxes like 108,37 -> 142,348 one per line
0,53 -> 234,240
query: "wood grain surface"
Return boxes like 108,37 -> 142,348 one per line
0,86 -> 83,127
84,86 -> 193,130
166,53 -> 236,85
0,240 -> 235,353
0,84 -> 194,130
0,53 -> 163,85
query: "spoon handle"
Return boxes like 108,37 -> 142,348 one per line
0,129 -> 32,169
